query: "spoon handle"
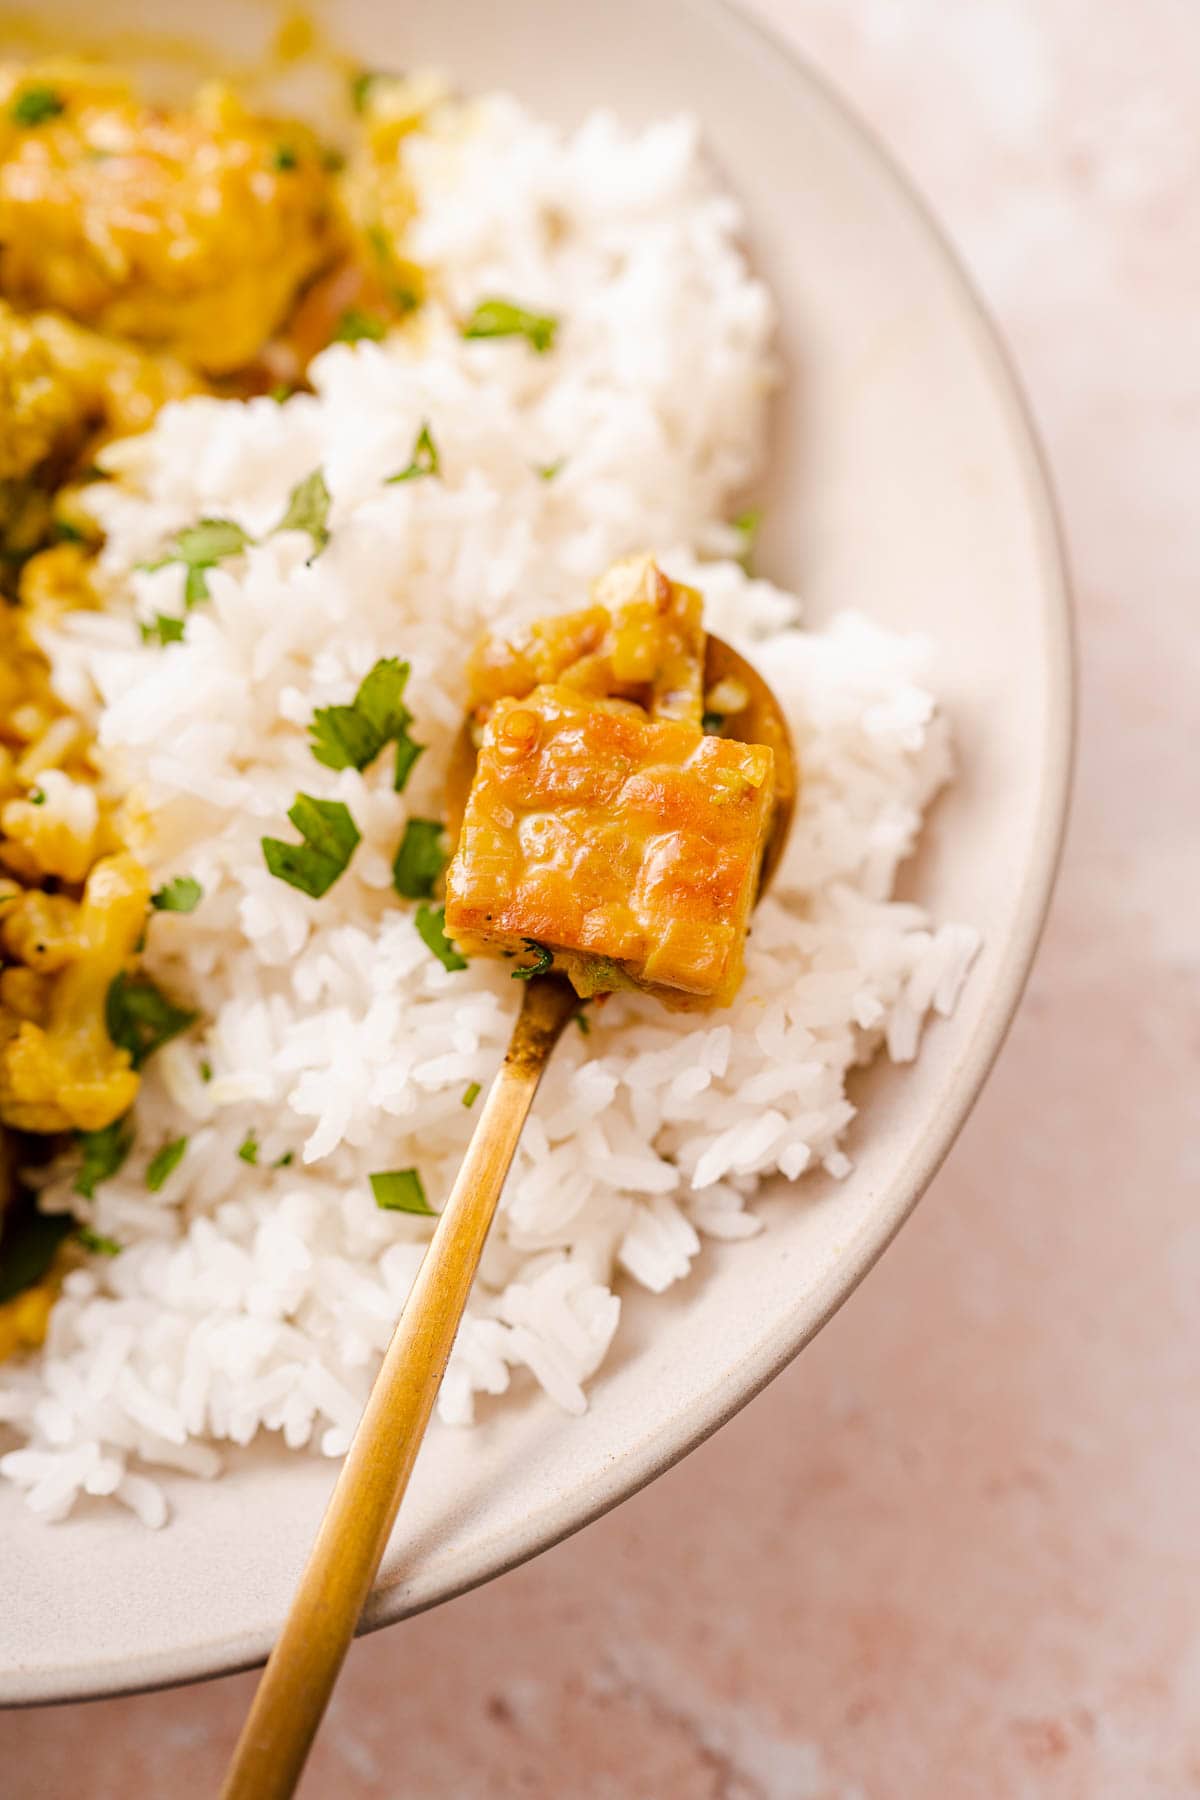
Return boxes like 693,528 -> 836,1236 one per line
220,975 -> 580,1800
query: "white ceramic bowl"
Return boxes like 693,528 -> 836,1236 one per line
0,0 -> 1072,1705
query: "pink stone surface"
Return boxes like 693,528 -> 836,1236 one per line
3,2 -> 1196,1794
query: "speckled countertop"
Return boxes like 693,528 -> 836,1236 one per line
4,2 -> 1197,1794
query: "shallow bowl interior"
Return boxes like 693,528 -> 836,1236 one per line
0,0 -> 1072,1705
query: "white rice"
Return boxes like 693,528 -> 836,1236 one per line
0,95 -> 978,1524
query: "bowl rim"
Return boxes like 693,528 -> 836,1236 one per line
2,0 -> 1075,1708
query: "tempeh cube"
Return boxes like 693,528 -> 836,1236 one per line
444,683 -> 774,1007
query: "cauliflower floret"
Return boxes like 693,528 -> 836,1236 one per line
0,851 -> 150,1133
1,768 -> 100,883
0,64 -> 339,372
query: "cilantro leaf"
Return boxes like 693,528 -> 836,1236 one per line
332,308 -> 387,344
74,1117 -> 134,1199
139,613 -> 186,646
273,468 -> 331,559
415,903 -> 467,971
308,657 -> 425,791
512,939 -> 554,980
151,876 -> 203,914
385,422 -> 440,484
76,1227 -> 122,1256
392,818 -> 447,899
574,1010 -> 591,1036
462,298 -> 559,354
145,1137 -> 188,1193
370,1168 -> 435,1215
274,1150 -> 295,1168
106,974 -> 198,1069
536,458 -> 564,482
138,517 -> 253,607
0,1206 -> 73,1304
462,1082 -> 481,1108
262,794 -> 361,897
11,85 -> 65,127
272,142 -> 298,171
237,1131 -> 259,1165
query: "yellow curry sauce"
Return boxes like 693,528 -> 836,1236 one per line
0,56 -> 439,1347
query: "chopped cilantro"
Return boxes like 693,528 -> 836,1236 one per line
139,517 -> 253,606
391,818 -> 446,899
200,1059 -> 213,1083
52,518 -> 86,544
332,308 -> 387,344
11,85 -> 65,127
73,1117 -> 134,1200
574,1011 -> 591,1036
274,1150 -> 295,1169
145,1137 -> 187,1192
27,787 -> 45,806
701,711 -> 725,734
536,458 -> 564,482
262,794 -> 361,898
462,1082 -> 481,1109
76,1227 -> 122,1256
269,383 -> 294,404
151,876 -> 203,914
734,507 -> 761,569
105,974 -> 197,1069
321,144 -> 346,173
308,657 -> 424,792
571,956 -> 634,998
415,903 -> 467,971
349,70 -> 379,113
512,939 -> 554,980
237,1131 -> 259,1166
272,142 -> 298,171
462,298 -> 559,354
0,1206 -> 73,1305
385,422 -> 440,484
272,468 -> 331,559
140,613 -> 186,646
370,1168 -> 435,1215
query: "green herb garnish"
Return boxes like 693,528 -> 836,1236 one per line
145,1137 -> 187,1193
385,422 -> 439,484
512,939 -> 553,980
332,308 -> 387,345
269,383 -> 294,404
701,711 -> 725,734
274,1151 -> 295,1168
0,1206 -> 73,1305
308,657 -> 424,792
462,298 -> 558,354
75,1226 -> 121,1257
391,818 -> 446,899
237,1131 -> 259,1166
27,787 -> 45,806
272,143 -> 298,171
262,794 -> 361,898
349,70 -> 379,114
536,458 -> 564,482
734,508 -> 761,570
139,517 -> 254,607
414,903 -> 467,971
369,1168 -> 435,1215
73,1117 -> 134,1200
273,468 -> 331,559
151,876 -> 203,914
200,1060 -> 213,1083
140,613 -> 186,646
462,1082 -> 481,1109
11,85 -> 65,127
106,974 -> 198,1069
574,1011 -> 591,1036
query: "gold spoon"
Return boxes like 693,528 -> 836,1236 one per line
220,635 -> 795,1800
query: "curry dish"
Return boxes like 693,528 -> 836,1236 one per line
0,59 -> 784,1358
